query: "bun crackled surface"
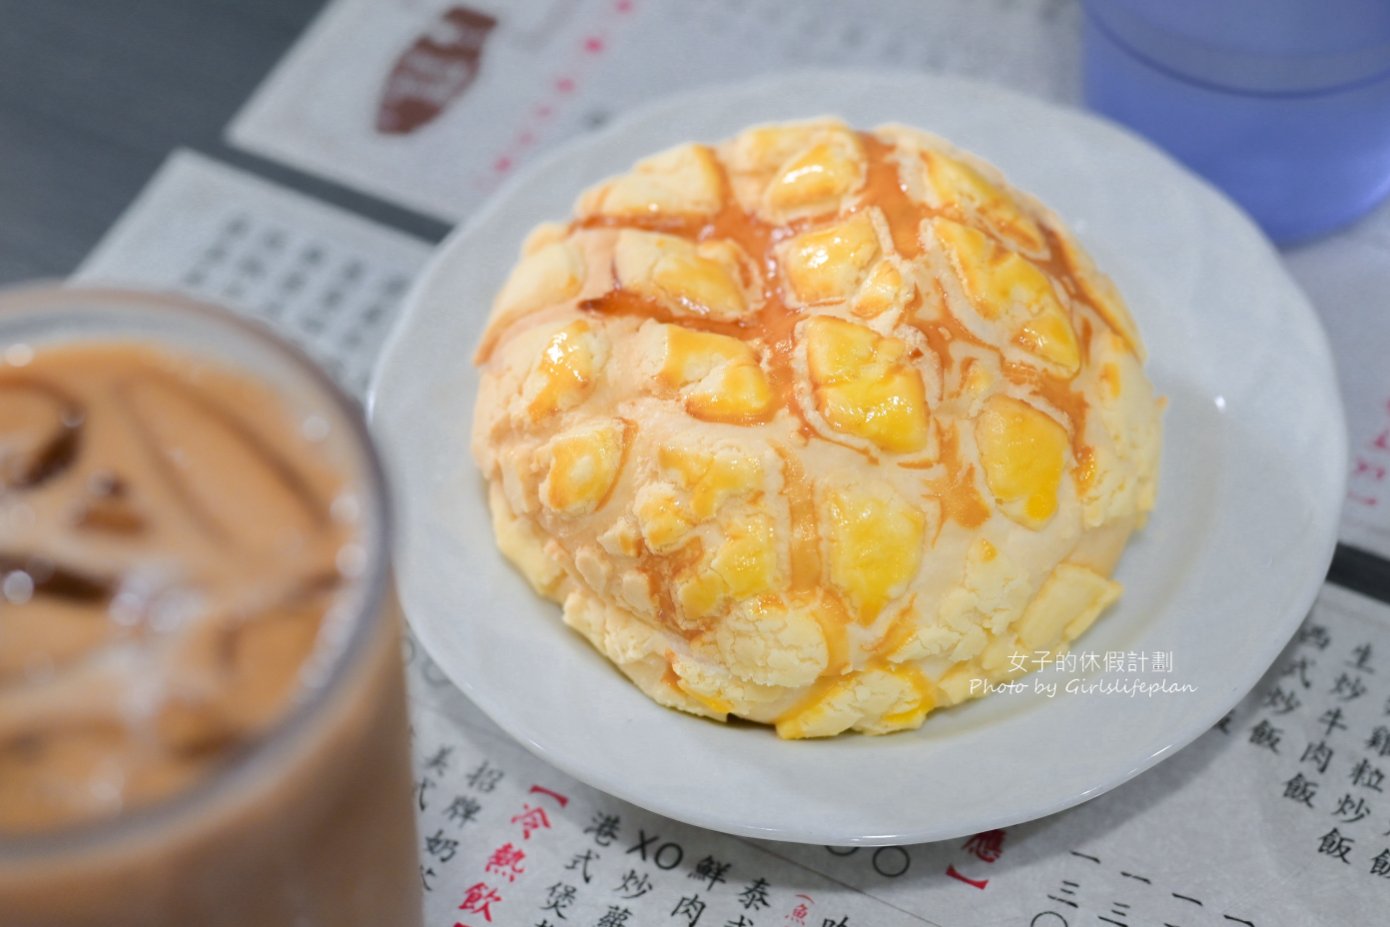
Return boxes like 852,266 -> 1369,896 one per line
471,119 -> 1161,738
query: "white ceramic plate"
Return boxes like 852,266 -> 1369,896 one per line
369,71 -> 1346,845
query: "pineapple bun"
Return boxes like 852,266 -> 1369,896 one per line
471,118 -> 1161,738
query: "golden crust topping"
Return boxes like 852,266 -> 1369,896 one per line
474,119 -> 1161,739
615,231 -> 755,322
537,420 -> 626,516
803,316 -> 931,454
521,321 -> 605,422
725,120 -> 867,221
974,394 -> 1069,529
577,143 -> 724,218
932,218 -> 1080,377
922,148 -> 1046,253
822,479 -> 931,622
780,212 -> 883,306
655,326 -> 774,424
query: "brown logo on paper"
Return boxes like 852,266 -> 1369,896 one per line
376,6 -> 497,136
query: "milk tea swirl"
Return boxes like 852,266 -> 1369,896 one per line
0,342 -> 359,833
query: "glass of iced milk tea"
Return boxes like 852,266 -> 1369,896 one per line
0,286 -> 422,926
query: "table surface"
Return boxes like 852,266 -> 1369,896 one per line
7,4 -> 1390,921
0,0 -> 448,286
6,0 -> 1390,603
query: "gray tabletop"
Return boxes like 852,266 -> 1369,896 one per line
0,0 -> 446,284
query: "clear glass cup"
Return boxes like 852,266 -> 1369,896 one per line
1081,0 -> 1390,244
0,286 -> 422,926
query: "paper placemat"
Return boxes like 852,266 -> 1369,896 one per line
1284,202 -> 1390,561
402,581 -> 1390,927
73,147 -> 1387,925
75,149 -> 429,396
228,0 -> 1080,223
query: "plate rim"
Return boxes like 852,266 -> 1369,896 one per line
369,68 -> 1347,845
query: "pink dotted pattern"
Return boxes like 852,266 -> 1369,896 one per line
476,0 -> 637,190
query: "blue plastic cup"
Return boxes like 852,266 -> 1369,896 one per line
1081,0 -> 1390,244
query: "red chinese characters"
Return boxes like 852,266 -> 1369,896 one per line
453,783 -> 570,926
484,843 -> 526,883
945,828 -> 1008,890
456,881 -> 502,924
